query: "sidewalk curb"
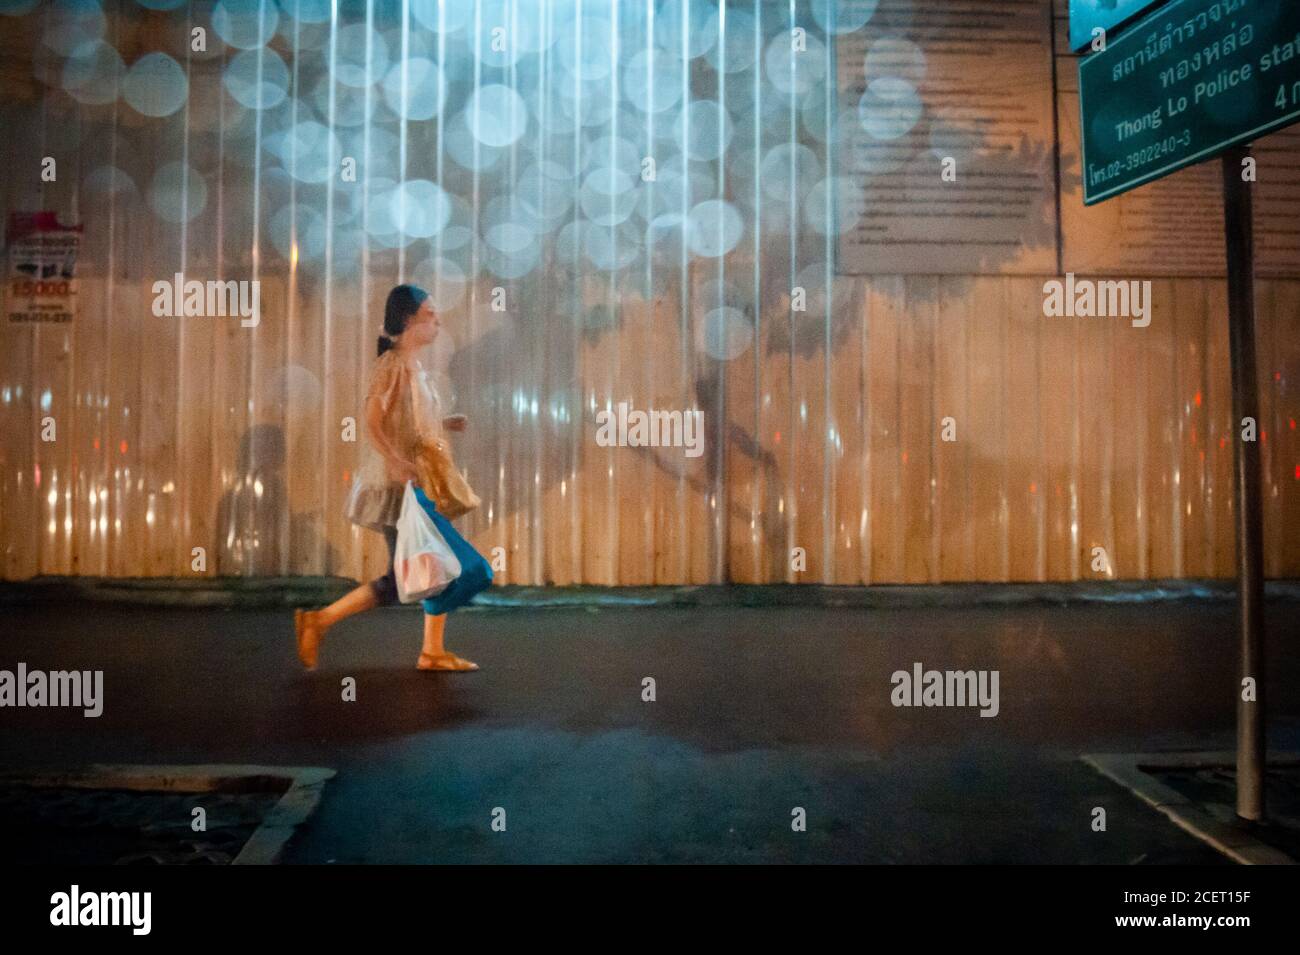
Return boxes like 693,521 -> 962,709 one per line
2,576 -> 1299,610
1,764 -> 335,865
1082,752 -> 1299,865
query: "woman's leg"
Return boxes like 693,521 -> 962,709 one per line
403,488 -> 483,672
315,582 -> 379,630
295,527 -> 395,669
416,612 -> 478,671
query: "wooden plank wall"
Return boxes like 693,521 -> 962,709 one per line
3,270 -> 1297,584
0,1 -> 1296,585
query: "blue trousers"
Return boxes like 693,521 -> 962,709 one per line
369,486 -> 492,614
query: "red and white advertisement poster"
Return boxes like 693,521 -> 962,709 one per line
5,211 -> 82,324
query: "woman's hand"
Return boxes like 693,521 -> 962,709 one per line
443,414 -> 468,432
392,459 -> 420,484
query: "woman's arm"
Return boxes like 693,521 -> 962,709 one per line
366,395 -> 419,483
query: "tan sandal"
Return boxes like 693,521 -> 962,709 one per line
417,652 -> 479,672
294,609 -> 323,670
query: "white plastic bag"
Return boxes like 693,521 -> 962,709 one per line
394,481 -> 462,603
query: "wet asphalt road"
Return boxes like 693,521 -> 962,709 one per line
1,599 -> 1297,863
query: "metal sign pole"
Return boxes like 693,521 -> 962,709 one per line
1221,145 -> 1266,822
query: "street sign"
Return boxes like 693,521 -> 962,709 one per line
1069,0 -> 1170,53
1079,0 -> 1300,205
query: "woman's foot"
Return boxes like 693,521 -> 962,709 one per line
417,651 -> 478,672
294,609 -> 324,670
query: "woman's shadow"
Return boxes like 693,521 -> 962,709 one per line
280,665 -> 485,744
214,424 -> 342,577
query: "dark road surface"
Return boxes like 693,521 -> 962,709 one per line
2,599 -> 1298,863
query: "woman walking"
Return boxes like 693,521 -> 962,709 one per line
294,284 -> 491,672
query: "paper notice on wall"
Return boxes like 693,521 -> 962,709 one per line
5,212 -> 82,324
835,0 -> 1060,276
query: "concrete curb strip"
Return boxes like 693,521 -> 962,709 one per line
1082,752 -> 1299,866
0,764 -> 336,865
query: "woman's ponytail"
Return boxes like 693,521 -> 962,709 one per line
377,334 -> 394,356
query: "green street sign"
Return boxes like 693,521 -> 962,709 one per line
1080,0 -> 1300,205
1069,0 -> 1170,53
